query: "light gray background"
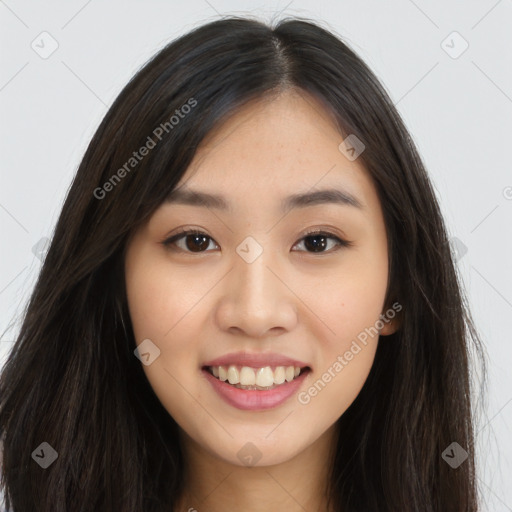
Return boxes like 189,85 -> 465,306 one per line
1,1 -> 511,510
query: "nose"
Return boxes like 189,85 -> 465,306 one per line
214,245 -> 298,339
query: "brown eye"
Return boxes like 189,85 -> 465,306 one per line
183,233 -> 212,252
303,234 -> 329,252
293,231 -> 351,253
163,230 -> 218,253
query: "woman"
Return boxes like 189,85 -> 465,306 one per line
0,16 -> 485,511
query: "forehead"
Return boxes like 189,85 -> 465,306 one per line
171,90 -> 375,213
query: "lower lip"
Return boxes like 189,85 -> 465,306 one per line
202,368 -> 310,411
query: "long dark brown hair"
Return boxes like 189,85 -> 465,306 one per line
0,16 -> 485,511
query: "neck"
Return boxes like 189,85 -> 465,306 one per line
174,424 -> 337,512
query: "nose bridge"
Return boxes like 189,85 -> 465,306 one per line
215,236 -> 297,337
235,240 -> 278,305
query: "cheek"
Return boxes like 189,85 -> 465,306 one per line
125,256 -> 208,427
299,247 -> 387,414
298,342 -> 377,431
307,245 -> 388,344
297,281 -> 383,422
125,251 -> 202,344
125,248 -> 202,384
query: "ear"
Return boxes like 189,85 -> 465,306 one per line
378,301 -> 403,336
379,319 -> 399,336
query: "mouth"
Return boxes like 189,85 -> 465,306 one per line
203,364 -> 311,391
201,352 -> 312,410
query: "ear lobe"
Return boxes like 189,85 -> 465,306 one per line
379,299 -> 403,336
379,320 -> 399,336
379,306 -> 402,336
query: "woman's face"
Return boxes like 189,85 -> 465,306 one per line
124,90 -> 396,467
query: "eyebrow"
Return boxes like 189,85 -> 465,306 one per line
165,187 -> 363,212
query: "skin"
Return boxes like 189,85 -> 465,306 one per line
124,89 -> 398,511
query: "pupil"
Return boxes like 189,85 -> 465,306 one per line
305,235 -> 326,252
186,234 -> 209,252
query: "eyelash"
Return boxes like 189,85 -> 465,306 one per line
161,227 -> 353,255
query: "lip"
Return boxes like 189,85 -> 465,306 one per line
202,351 -> 310,369
202,367 -> 311,411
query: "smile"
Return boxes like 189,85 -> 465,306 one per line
202,365 -> 311,410
206,364 -> 308,390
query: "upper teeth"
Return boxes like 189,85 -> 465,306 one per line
211,365 -> 302,387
